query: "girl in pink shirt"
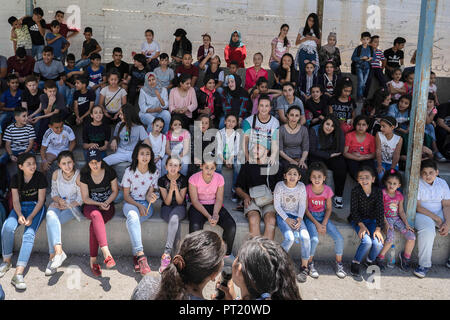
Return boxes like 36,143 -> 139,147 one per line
245,52 -> 268,91
188,160 -> 236,257
169,73 -> 198,129
163,115 -> 190,176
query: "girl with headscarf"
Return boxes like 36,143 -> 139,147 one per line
195,74 -> 223,128
224,31 -> 247,68
139,72 -> 171,133
318,32 -> 342,75
295,13 -> 321,75
170,28 -> 192,69
219,75 -> 250,129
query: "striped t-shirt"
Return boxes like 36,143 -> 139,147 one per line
370,49 -> 385,69
2,123 -> 36,152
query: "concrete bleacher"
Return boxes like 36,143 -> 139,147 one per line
3,66 -> 450,265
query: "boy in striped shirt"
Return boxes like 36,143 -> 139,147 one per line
364,35 -> 387,98
0,106 -> 35,165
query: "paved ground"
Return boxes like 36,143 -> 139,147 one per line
0,253 -> 449,300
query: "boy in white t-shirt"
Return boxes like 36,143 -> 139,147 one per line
40,114 -> 76,174
414,159 -> 450,278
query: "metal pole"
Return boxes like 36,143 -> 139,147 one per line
405,0 -> 438,227
25,0 -> 34,16
317,0 -> 324,32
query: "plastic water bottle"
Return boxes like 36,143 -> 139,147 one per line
63,197 -> 82,222
387,245 -> 396,268
293,230 -> 301,244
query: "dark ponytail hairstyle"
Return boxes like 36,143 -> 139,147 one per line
129,142 -> 156,174
236,237 -> 301,300
155,230 -> 226,300
278,24 -> 290,48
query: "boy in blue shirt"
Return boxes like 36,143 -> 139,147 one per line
45,20 -> 69,63
351,32 -> 374,102
84,53 -> 105,106
0,74 -> 22,135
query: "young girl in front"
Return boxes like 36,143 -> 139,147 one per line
157,156 -> 188,273
329,78 -> 356,134
215,114 -> 241,202
304,162 -> 346,279
249,77 -> 281,115
99,70 -> 127,122
45,151 -> 82,276
79,149 -> 118,276
375,169 -> 416,271
148,117 -> 166,176
103,103 -> 150,166
188,160 -> 237,260
82,105 -> 111,161
344,115 -> 376,180
348,166 -> 385,281
388,95 -> 411,136
163,115 -> 190,176
0,153 -> 47,290
387,69 -> 405,103
122,142 -> 159,276
375,116 -> 403,182
273,165 -> 310,283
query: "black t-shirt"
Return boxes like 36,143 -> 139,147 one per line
106,61 -> 129,80
384,48 -> 404,69
129,66 -> 150,86
329,97 -> 355,121
437,103 -> 450,126
305,97 -> 329,120
21,88 -> 43,114
74,89 -> 96,116
23,17 -> 46,45
275,66 -> 299,84
82,122 -> 111,147
80,165 -> 117,203
236,163 -> 282,193
158,174 -> 188,207
10,171 -> 48,202
83,39 -> 99,57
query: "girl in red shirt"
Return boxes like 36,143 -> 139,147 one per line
224,31 -> 247,68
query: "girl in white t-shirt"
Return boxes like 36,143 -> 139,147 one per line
141,29 -> 161,71
295,13 -> 321,74
99,70 -> 127,121
387,69 -> 406,103
375,116 -> 403,182
121,142 -> 159,276
148,117 -> 166,176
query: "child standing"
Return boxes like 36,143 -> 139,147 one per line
75,27 -> 102,70
85,53 -> 106,106
375,116 -> 403,182
73,76 -> 95,126
45,20 -> 69,62
387,69 -> 405,103
273,165 -> 309,283
384,37 -> 406,80
82,105 -> 111,161
375,170 -> 416,271
8,16 -> 32,56
40,115 -> 76,175
351,32 -> 374,101
148,117 -> 166,175
364,35 -> 386,98
328,77 -> 356,134
304,162 -> 346,278
122,142 -> 159,276
0,74 -> 22,132
414,159 -> 450,278
0,153 -> 47,290
99,70 -> 127,122
348,166 -> 385,281
141,29 -> 161,71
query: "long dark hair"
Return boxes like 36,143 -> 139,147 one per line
278,24 -> 290,48
303,13 -> 321,39
236,237 -> 301,300
277,53 -> 296,79
16,153 -> 36,193
318,114 -> 342,152
129,142 -> 156,174
334,77 -> 353,99
56,150 -> 76,174
118,103 -> 143,138
155,230 -> 226,300
367,87 -> 390,116
80,158 -> 113,177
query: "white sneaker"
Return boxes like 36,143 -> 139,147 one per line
50,252 -> 67,269
11,274 -> 27,290
45,261 -> 57,276
0,262 -> 11,278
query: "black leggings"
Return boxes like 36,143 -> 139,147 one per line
310,155 -> 347,197
188,204 -> 236,256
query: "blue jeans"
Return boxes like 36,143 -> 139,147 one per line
425,124 -> 436,142
32,44 -> 44,61
38,81 -> 67,105
139,110 -> 171,134
304,211 -> 344,257
296,48 -> 318,74
377,161 -> 399,184
351,219 -> 383,263
65,87 -> 76,108
2,201 -> 46,267
269,61 -> 280,73
0,149 -> 22,166
216,157 -> 241,192
276,213 -> 310,260
87,86 -> 101,106
356,66 -> 371,99
74,58 -> 91,69
123,200 -> 154,255
45,206 -> 79,254
0,284 -> 4,300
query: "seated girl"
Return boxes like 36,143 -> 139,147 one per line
195,74 -> 222,128
249,77 -> 281,116
169,74 -> 198,130
274,53 -> 299,89
163,115 -> 191,176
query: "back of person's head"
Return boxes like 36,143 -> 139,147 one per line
235,237 -> 301,300
49,114 -> 63,125
84,27 -> 93,34
155,230 -> 226,300
394,37 -> 406,46
90,53 -> 101,61
33,7 -> 44,17
43,46 -> 54,55
159,53 -> 169,61
44,80 -> 57,90
8,16 -> 17,26
16,47 -> 26,58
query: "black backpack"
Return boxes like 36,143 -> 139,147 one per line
351,45 -> 374,75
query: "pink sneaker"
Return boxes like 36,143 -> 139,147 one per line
159,253 -> 171,273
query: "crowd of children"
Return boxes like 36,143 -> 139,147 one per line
0,7 -> 449,295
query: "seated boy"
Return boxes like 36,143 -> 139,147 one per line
0,74 -> 22,135
33,45 -> 66,101
64,53 -> 83,108
175,53 -> 199,87
0,107 -> 35,166
84,53 -> 105,106
106,47 -> 129,89
75,27 -> 102,70
7,47 -> 35,88
73,75 -> 95,125
154,53 -> 174,90
40,114 -> 75,174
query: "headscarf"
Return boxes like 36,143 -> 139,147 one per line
229,31 -> 244,48
142,72 -> 162,97
225,75 -> 243,98
200,75 -> 216,113
322,32 -> 337,55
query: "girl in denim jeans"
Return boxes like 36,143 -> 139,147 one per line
0,153 -> 47,290
273,164 -> 310,283
122,142 -> 159,276
304,162 -> 346,279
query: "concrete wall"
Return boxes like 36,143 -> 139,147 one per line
0,0 -> 450,77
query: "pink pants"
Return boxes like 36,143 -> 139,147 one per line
83,205 -> 115,257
